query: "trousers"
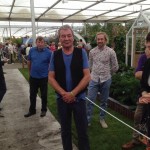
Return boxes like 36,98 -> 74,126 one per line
57,98 -> 90,150
29,76 -> 48,113
87,79 -> 112,123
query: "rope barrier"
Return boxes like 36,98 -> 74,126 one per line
85,96 -> 150,140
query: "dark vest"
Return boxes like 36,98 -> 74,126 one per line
54,47 -> 86,95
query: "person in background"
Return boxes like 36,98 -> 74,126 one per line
57,42 -> 62,50
122,32 -> 150,149
50,42 -> 56,52
0,42 -> 8,117
8,42 -> 14,64
24,36 -> 52,118
26,44 -> 32,56
86,32 -> 119,128
77,39 -> 85,49
48,25 -> 90,150
25,43 -> 32,60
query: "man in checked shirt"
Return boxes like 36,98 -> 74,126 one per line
87,32 -> 119,128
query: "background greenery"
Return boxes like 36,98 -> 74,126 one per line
19,68 -> 145,150
80,23 -> 140,106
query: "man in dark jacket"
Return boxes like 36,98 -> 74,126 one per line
0,43 -> 7,117
48,25 -> 91,150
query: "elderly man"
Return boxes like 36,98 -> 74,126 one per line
48,25 -> 90,150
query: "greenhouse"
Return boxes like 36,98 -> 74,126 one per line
0,0 -> 150,41
1,1 -> 150,150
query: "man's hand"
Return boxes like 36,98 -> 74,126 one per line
62,92 -> 76,103
139,96 -> 150,104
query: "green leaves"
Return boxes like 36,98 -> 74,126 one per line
110,64 -> 140,106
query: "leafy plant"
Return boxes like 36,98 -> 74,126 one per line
110,64 -> 140,106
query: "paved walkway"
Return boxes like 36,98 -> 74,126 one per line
0,63 -> 67,150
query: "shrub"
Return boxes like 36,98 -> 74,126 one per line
110,64 -> 140,106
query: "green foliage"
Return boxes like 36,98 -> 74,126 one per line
114,36 -> 125,63
80,23 -> 130,64
19,68 -> 145,150
12,37 -> 23,45
5,37 -> 23,45
110,64 -> 140,106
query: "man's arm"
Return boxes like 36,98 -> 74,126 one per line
71,68 -> 91,96
27,60 -> 31,76
62,68 -> 91,103
88,51 -> 93,71
48,71 -> 66,96
135,71 -> 143,80
110,50 -> 119,73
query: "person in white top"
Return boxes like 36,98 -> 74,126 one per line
26,44 -> 32,57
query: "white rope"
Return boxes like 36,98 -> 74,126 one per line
85,96 -> 150,140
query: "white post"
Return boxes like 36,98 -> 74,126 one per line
131,28 -> 134,67
30,0 -> 36,47
125,34 -> 129,65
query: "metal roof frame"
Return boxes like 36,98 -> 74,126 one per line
0,0 -> 150,39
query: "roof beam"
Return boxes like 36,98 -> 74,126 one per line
106,6 -> 150,22
86,5 -> 128,21
62,0 -> 105,21
85,0 -> 146,22
12,28 -> 24,36
8,0 -> 16,19
36,0 -> 61,21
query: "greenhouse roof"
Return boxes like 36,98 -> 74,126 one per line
1,0 -> 150,37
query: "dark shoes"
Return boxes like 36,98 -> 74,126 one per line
122,141 -> 142,149
40,111 -> 46,117
24,112 -> 36,118
24,111 -> 46,117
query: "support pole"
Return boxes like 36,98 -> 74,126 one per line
30,0 -> 36,46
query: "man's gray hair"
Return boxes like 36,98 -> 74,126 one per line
57,24 -> 74,38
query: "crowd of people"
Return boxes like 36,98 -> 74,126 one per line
1,24 -> 150,150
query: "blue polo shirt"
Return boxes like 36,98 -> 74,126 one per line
28,47 -> 52,78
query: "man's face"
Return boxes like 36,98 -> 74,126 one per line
145,41 -> 150,51
36,39 -> 45,49
59,29 -> 74,49
96,34 -> 107,48
144,42 -> 150,58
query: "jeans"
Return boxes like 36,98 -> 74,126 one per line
87,79 -> 112,123
29,76 -> 48,113
57,98 -> 90,150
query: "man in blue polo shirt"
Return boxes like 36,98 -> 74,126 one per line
24,36 -> 52,118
